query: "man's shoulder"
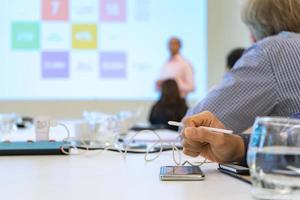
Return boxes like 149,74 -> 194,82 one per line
175,54 -> 193,68
240,32 -> 300,66
256,32 -> 300,51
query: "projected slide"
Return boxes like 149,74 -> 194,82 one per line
0,0 -> 207,100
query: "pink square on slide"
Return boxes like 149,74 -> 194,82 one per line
100,0 -> 126,22
42,0 -> 69,21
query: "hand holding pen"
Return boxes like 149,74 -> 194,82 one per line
172,111 -> 245,164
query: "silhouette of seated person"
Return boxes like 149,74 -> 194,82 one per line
226,48 -> 245,71
149,79 -> 188,131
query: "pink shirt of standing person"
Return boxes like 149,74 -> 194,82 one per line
156,37 -> 195,98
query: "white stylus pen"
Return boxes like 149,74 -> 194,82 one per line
168,121 -> 233,134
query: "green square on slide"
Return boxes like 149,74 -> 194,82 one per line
11,22 -> 40,50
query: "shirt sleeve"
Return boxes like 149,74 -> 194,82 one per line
186,45 -> 279,133
237,133 -> 251,167
178,63 -> 195,96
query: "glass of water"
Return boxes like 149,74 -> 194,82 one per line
248,117 -> 300,200
82,111 -> 119,146
0,113 -> 18,141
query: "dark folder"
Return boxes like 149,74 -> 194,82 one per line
0,141 -> 70,155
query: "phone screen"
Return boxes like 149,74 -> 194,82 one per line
161,166 -> 203,175
160,166 -> 205,181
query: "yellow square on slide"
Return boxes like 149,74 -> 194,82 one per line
72,24 -> 97,49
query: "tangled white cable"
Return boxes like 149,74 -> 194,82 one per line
123,130 -> 182,165
54,121 -> 210,166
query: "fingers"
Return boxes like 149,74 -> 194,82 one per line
183,138 -> 204,148
184,127 -> 225,147
182,116 -> 196,128
181,111 -> 221,140
182,129 -> 209,158
182,140 -> 207,152
182,111 -> 225,130
182,111 -> 215,127
183,149 -> 200,157
181,111 -> 228,160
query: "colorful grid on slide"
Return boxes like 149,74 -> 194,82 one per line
11,0 -> 127,79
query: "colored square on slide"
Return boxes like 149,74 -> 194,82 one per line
42,0 -> 69,20
11,22 -> 40,50
100,0 -> 126,22
42,52 -> 69,78
72,24 -> 97,49
100,52 -> 126,78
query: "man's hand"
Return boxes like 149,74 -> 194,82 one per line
182,111 -> 245,163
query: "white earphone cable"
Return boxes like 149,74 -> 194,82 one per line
55,121 -> 212,166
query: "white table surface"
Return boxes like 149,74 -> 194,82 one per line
0,122 -> 253,200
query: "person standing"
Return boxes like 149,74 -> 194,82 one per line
156,37 -> 195,98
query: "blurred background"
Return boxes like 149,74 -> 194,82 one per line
0,0 -> 250,122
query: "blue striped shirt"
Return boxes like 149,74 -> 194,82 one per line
187,32 -> 300,133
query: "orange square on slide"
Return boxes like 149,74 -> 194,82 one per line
42,0 -> 69,20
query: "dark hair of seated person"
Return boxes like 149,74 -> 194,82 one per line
149,79 -> 188,131
227,48 -> 245,70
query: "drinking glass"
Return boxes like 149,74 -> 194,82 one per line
248,117 -> 300,200
82,111 -> 119,146
0,114 -> 18,141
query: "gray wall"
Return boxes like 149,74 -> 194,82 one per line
207,0 -> 250,88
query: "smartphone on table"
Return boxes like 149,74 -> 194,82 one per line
160,166 -> 205,181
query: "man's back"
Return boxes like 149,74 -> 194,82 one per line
262,32 -> 300,116
188,32 -> 300,133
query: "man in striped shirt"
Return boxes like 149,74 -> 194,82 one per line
181,0 -> 300,164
